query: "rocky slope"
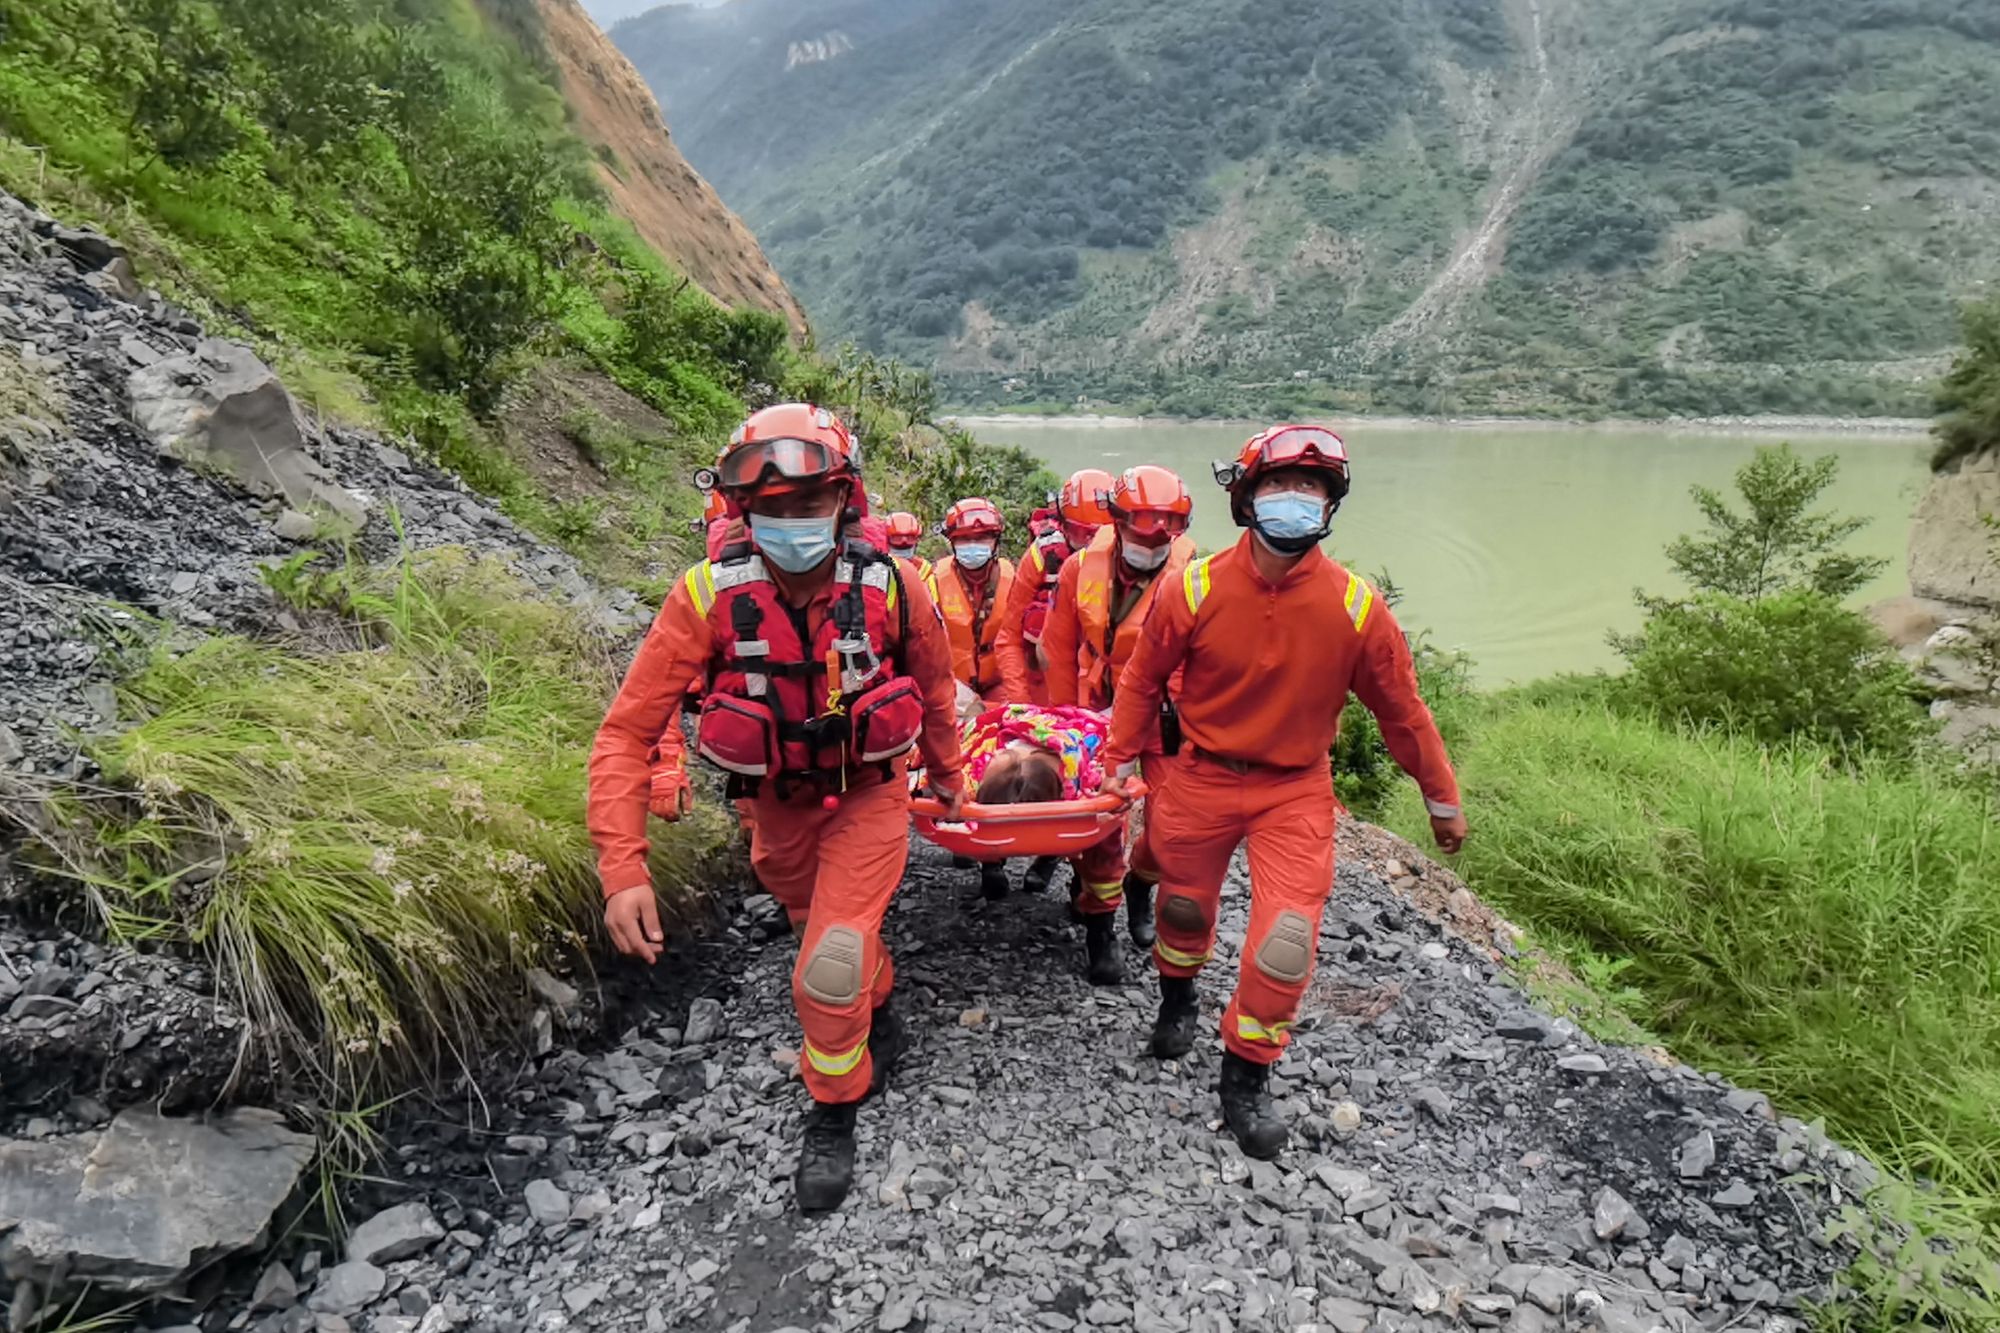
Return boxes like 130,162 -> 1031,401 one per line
529,0 -> 808,334
0,195 -> 1897,1333
616,0 -> 2000,417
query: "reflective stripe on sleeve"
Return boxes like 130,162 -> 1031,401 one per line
1343,573 -> 1375,634
1183,556 -> 1214,613
684,561 -> 718,615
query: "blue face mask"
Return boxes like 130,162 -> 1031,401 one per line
954,541 -> 996,571
1251,492 -> 1328,548
750,513 -> 839,573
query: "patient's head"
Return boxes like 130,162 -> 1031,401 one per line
974,745 -> 1064,805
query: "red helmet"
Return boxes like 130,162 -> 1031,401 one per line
1107,465 -> 1193,538
1214,425 -> 1350,528
1058,469 -> 1116,529
941,497 -> 1004,541
708,403 -> 860,502
885,511 -> 924,551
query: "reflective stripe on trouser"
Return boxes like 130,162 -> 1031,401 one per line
1145,751 -> 1337,1066
748,773 -> 910,1102
1069,822 -> 1127,916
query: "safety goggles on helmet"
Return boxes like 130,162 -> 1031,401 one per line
1212,426 -> 1350,489
710,436 -> 848,492
1109,505 -> 1190,538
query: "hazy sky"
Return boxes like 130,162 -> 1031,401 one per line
583,0 -> 727,28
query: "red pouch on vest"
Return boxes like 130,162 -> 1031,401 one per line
696,694 -> 779,776
1021,600 -> 1049,646
850,678 -> 923,763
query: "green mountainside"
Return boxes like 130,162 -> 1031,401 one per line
616,0 -> 2000,418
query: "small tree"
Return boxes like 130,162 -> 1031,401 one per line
1933,294 -> 2000,473
1662,443 -> 1888,602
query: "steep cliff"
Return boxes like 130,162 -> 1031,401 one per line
530,0 -> 808,334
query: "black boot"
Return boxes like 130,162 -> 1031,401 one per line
980,862 -> 1010,900
866,1001 -> 905,1100
795,1100 -> 859,1213
1124,873 -> 1156,948
950,854 -> 975,870
1218,1051 -> 1289,1160
1149,975 -> 1200,1058
1022,855 -> 1063,895
1083,913 -> 1126,986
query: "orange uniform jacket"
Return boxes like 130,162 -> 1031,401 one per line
992,537 -> 1065,703
1042,528 -> 1196,711
589,558 -> 966,897
1104,535 -> 1461,815
930,558 -> 1015,696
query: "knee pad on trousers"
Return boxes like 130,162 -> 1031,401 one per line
1161,893 -> 1208,933
1253,910 -> 1316,985
800,925 -> 864,1006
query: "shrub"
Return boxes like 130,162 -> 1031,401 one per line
1619,590 -> 1929,758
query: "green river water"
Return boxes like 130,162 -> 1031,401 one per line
963,418 -> 1930,685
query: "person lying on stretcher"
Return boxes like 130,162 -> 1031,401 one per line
949,702 -> 1139,986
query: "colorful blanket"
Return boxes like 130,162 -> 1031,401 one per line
962,704 -> 1110,801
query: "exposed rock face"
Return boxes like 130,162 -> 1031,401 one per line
127,339 -> 367,530
528,0 -> 809,335
0,1109 -> 311,1295
1909,448 -> 2000,610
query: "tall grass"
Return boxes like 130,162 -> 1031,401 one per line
36,550 -> 729,1099
1387,693 -> 2000,1324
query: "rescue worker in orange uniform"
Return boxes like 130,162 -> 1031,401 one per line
1101,425 -> 1467,1160
588,404 -> 967,1212
991,470 -> 1116,898
927,497 -> 1019,898
1041,466 -> 1197,949
930,497 -> 1016,706
884,510 -> 930,583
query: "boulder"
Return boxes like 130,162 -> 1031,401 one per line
127,340 -> 365,530
1865,595 -> 1977,653
1932,699 -> 2000,765
1909,450 -> 2000,611
0,1108 -> 312,1295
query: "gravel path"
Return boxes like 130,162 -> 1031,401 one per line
275,828 -> 1869,1333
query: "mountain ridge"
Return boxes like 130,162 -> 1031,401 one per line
615,0 -> 2000,417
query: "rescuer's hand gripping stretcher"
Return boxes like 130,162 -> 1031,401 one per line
908,702 -> 1144,858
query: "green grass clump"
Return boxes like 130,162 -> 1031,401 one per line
39,549 -> 728,1097
1387,692 -> 2000,1324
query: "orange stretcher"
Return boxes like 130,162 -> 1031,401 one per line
908,781 -> 1146,859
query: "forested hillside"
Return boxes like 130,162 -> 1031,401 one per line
617,0 -> 2000,418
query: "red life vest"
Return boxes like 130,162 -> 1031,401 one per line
690,547 -> 924,785
1018,529 -> 1072,647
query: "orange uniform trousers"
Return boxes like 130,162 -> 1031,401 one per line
746,774 -> 909,1104
1146,752 -> 1337,1066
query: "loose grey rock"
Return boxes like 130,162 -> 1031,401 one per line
306,1263 -> 385,1317
1413,1086 -> 1453,1123
1724,1088 -> 1774,1120
1592,1187 -> 1644,1241
683,997 -> 724,1046
1677,1130 -> 1716,1179
1557,1053 -> 1608,1075
1713,1180 -> 1758,1209
346,1203 -> 443,1265
1495,1013 -> 1549,1041
252,1262 -> 299,1312
522,1180 -> 570,1227
0,1109 -> 311,1296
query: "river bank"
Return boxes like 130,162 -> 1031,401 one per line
947,411 -> 1935,439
